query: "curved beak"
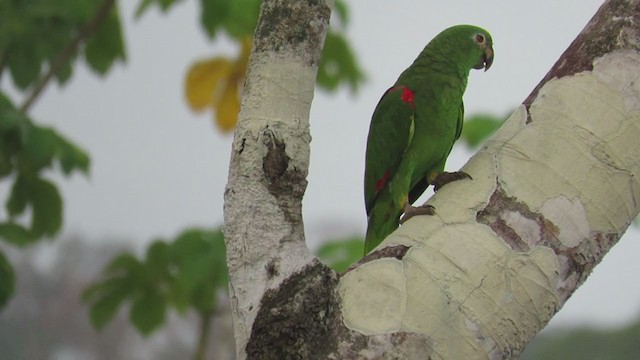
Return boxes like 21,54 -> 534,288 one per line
483,46 -> 494,71
473,45 -> 494,71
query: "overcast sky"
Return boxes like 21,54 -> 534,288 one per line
4,0 -> 640,331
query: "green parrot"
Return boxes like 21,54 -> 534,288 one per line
364,25 -> 494,254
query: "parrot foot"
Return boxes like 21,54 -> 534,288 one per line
400,203 -> 435,224
432,171 -> 472,191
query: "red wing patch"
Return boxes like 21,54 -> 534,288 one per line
375,170 -> 391,193
388,85 -> 415,108
400,87 -> 414,105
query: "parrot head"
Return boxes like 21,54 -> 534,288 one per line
470,30 -> 494,71
425,25 -> 494,73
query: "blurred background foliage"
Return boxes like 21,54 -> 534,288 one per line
520,321 -> 640,359
0,0 -> 121,309
0,0 -> 364,310
3,0 -> 611,359
139,0 -> 365,132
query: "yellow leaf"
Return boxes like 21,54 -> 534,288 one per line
184,37 -> 253,134
214,77 -> 240,133
185,58 -> 232,112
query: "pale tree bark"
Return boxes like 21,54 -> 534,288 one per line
223,0 -> 329,357
224,0 -> 640,359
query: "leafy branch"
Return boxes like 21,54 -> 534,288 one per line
83,228 -> 228,360
19,0 -> 117,113
0,0 -> 126,309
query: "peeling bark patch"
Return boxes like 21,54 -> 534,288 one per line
246,260 -> 346,359
261,128 -> 308,232
556,231 -> 619,302
477,183 -> 620,302
524,103 -> 533,124
523,0 -> 640,118
486,217 -> 530,253
390,332 -> 433,358
254,0 -> 331,66
263,132 -> 289,182
476,184 -> 559,253
352,245 -> 410,270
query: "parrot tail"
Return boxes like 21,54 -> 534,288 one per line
364,207 -> 401,255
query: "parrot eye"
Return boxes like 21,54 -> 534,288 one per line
475,34 -> 485,44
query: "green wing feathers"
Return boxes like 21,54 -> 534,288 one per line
364,86 -> 415,215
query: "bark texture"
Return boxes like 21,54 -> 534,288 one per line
224,0 -> 640,359
340,0 -> 640,358
223,0 -> 330,357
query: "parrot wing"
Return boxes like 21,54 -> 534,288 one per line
364,85 -> 416,215
407,101 -> 464,204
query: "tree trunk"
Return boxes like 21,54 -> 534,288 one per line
223,0 -> 640,358
223,0 -> 330,357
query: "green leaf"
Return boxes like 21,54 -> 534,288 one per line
224,0 -> 260,39
166,278 -> 189,313
82,276 -> 131,302
0,158 -> 12,179
145,240 -> 170,277
173,228 -> 228,287
200,0 -> 230,38
25,1 -> 93,22
318,31 -> 365,93
105,252 -> 142,274
38,23 -> 77,81
6,176 -> 29,217
191,280 -> 216,313
333,0 -> 349,28
171,234 -> 212,289
208,235 -> 228,288
54,60 -> 73,86
7,44 -> 42,90
29,177 -> 62,237
134,0 -> 155,18
315,237 -> 364,272
135,0 -> 185,18
23,126 -> 59,172
84,5 -> 126,75
460,113 -> 506,148
88,284 -> 129,330
0,92 -> 16,113
167,228 -> 227,311
57,136 -> 90,175
130,290 -> 166,335
0,222 -> 36,247
0,251 -> 14,309
61,0 -> 96,21
0,97 -> 22,178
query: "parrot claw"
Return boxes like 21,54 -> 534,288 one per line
400,203 -> 435,224
432,171 -> 472,192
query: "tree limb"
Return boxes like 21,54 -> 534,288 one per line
19,0 -> 116,114
340,0 -> 640,358
223,0 -> 331,357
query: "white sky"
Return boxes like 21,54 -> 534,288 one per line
4,0 -> 640,331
